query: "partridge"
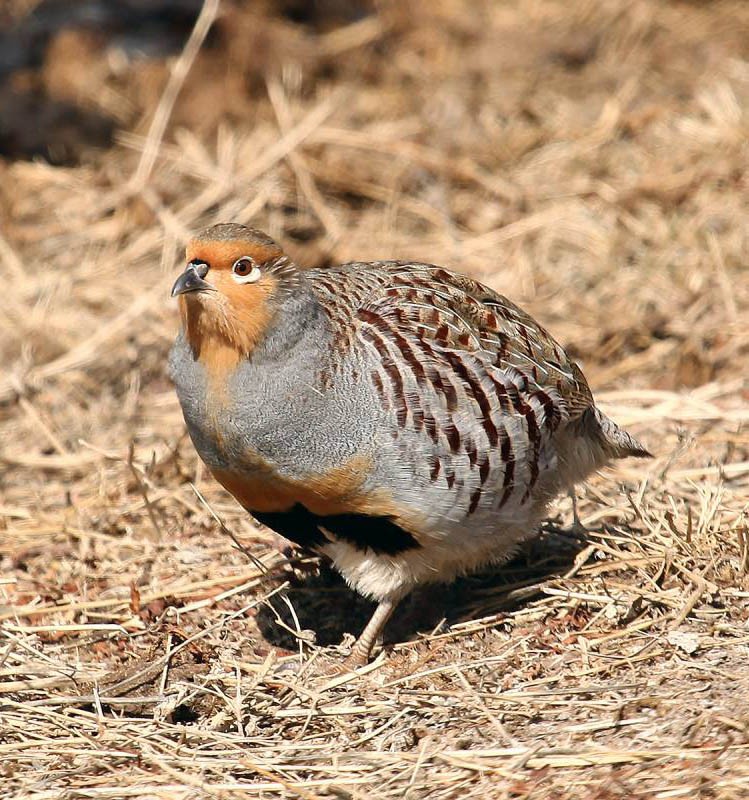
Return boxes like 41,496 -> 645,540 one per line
169,223 -> 650,664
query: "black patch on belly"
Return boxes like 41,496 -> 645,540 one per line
251,504 -> 420,555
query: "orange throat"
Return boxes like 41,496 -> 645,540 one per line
178,284 -> 275,380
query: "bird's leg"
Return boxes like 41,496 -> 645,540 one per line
346,593 -> 405,668
568,486 -> 587,536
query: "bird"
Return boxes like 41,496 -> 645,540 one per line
169,223 -> 650,666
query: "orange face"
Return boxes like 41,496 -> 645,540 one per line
173,233 -> 285,366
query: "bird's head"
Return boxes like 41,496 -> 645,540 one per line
172,223 -> 297,360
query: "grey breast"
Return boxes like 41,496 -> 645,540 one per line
169,285 -> 382,482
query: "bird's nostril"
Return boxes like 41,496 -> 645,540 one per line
171,264 -> 212,297
189,260 -> 209,278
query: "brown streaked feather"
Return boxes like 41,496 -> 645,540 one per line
353,263 -> 593,420
306,260 -> 597,514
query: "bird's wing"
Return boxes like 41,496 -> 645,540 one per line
354,262 -> 594,424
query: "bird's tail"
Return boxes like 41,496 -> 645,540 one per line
587,406 -> 652,459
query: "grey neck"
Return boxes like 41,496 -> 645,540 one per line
251,277 -> 329,364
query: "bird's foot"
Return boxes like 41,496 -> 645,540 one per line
568,519 -> 588,538
343,647 -> 372,671
270,637 -> 375,682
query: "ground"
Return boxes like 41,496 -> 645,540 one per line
2,1 -> 749,798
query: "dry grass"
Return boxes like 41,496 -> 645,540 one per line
2,0 -> 749,797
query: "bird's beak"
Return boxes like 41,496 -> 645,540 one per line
171,263 -> 213,297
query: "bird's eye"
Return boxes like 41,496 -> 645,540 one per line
231,257 -> 261,284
